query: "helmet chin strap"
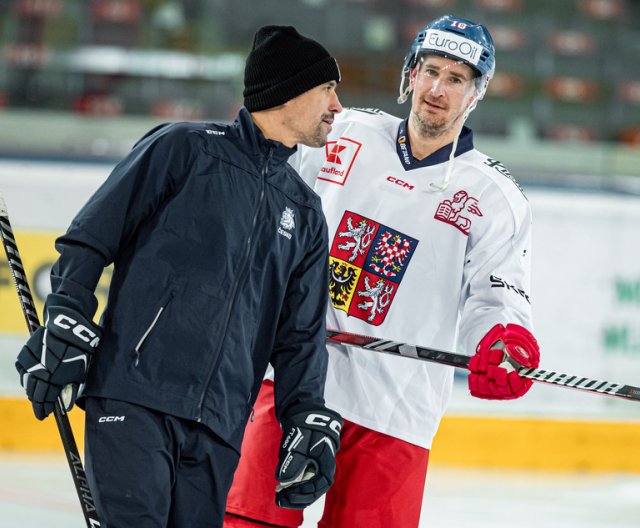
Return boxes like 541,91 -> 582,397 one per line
397,67 -> 412,104
397,87 -> 411,105
426,71 -> 490,193
426,99 -> 476,193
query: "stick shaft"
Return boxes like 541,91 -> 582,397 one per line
0,193 -> 102,526
327,329 -> 640,403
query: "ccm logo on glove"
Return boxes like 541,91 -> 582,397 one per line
305,413 -> 342,435
53,314 -> 101,348
15,293 -> 103,420
276,406 -> 343,510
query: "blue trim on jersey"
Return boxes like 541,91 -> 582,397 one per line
396,120 -> 474,170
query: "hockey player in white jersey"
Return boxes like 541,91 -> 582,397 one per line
224,15 -> 540,528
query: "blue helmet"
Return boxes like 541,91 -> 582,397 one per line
398,15 -> 495,103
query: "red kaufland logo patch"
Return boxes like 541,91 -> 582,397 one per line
434,190 -> 482,235
328,211 -> 418,326
319,137 -> 362,185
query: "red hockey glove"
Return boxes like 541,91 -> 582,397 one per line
468,323 -> 540,400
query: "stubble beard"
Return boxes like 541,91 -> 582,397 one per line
410,92 -> 473,141
411,110 -> 448,139
297,113 -> 334,148
301,126 -> 327,148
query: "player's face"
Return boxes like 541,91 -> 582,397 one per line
409,55 -> 477,138
281,81 -> 343,148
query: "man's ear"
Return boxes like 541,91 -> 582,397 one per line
409,66 -> 418,90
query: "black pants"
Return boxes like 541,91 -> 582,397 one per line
84,397 -> 240,527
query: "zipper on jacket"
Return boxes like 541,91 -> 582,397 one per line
133,290 -> 175,366
195,147 -> 274,421
134,306 -> 165,366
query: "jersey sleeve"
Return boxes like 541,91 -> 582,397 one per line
456,182 -> 534,356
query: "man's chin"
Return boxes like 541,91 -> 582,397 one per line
305,138 -> 327,148
300,131 -> 328,148
413,115 -> 446,137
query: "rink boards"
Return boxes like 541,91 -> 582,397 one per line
0,159 -> 639,471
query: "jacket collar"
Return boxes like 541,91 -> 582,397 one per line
234,107 -> 297,167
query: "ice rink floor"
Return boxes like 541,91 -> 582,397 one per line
1,453 -> 639,527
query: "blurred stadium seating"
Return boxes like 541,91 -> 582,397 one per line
0,0 -> 638,157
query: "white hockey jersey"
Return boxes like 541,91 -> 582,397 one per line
289,108 -> 533,449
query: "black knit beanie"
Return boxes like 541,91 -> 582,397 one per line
243,25 -> 341,112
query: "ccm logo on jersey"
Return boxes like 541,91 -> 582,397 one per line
387,176 -> 414,190
490,274 -> 531,304
306,413 -> 342,435
53,315 -> 100,348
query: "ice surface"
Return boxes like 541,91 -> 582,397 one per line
1,454 -> 638,527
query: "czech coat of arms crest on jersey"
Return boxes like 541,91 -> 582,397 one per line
329,210 -> 418,326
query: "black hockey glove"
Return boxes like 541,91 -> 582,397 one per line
275,405 -> 342,509
15,293 -> 101,420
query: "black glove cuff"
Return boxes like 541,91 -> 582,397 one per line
45,292 -> 87,314
44,294 -> 102,352
281,406 -> 343,447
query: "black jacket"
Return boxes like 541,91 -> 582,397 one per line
50,108 -> 330,451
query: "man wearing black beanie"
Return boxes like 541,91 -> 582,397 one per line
244,25 -> 341,112
14,24 -> 342,527
244,25 -> 342,148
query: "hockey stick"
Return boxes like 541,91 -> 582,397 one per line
0,192 -> 102,527
327,329 -> 640,403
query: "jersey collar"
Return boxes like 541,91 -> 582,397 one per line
396,119 -> 474,170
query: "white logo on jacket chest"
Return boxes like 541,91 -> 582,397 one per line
278,207 -> 295,239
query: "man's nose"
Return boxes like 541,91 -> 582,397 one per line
330,90 -> 343,113
429,78 -> 445,97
